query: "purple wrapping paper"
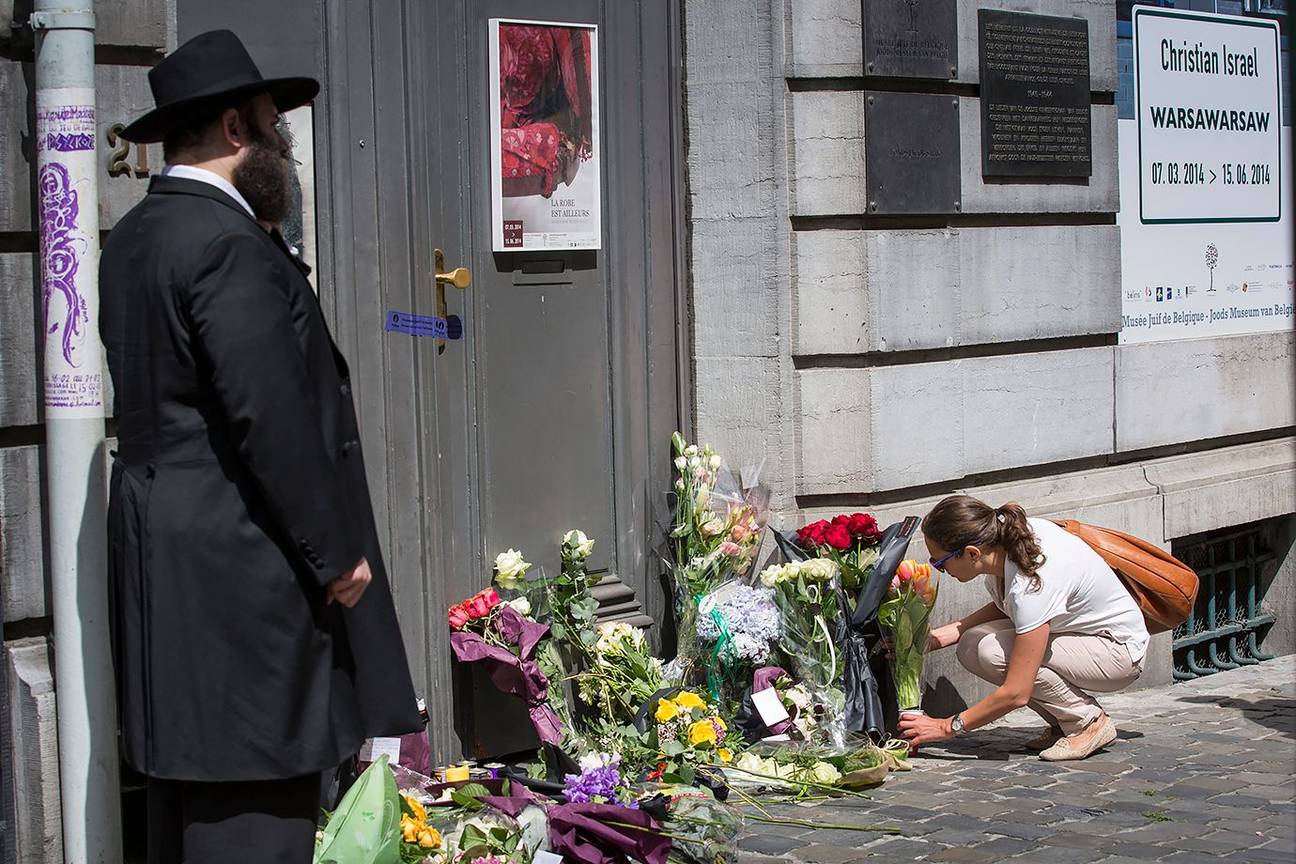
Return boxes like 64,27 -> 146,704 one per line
548,803 -> 672,864
449,606 -> 563,744
481,783 -> 547,819
751,665 -> 797,737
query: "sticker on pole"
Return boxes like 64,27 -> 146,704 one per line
37,87 -> 105,419
1133,7 -> 1282,224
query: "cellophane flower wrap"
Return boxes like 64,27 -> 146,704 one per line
794,512 -> 884,612
877,559 -> 940,711
665,432 -> 768,675
758,558 -> 846,744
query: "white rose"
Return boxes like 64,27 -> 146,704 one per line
807,761 -> 841,786
784,561 -> 803,579
674,456 -> 688,470
578,751 -> 618,772
688,456 -> 701,470
507,596 -> 532,616
758,564 -> 783,587
493,548 -> 531,589
684,445 -> 699,458
564,529 -> 595,559
709,454 -> 722,470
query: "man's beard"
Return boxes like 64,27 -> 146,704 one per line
231,127 -> 293,225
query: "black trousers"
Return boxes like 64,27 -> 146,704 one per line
146,773 -> 320,864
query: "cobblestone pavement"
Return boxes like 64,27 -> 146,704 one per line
738,655 -> 1295,863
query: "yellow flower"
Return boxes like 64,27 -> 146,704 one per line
674,691 -> 705,711
417,828 -> 441,849
402,793 -> 427,824
718,747 -> 733,764
688,720 -> 718,747
401,817 -> 418,843
655,699 -> 679,722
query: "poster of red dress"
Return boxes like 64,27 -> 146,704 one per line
489,19 -> 601,251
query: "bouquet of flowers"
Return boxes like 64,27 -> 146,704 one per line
636,785 -> 741,864
759,559 -> 841,689
646,690 -> 741,785
578,622 -> 664,726
794,512 -> 884,604
759,558 -> 846,744
548,529 -> 600,655
728,750 -> 842,791
562,751 -> 637,806
741,669 -> 822,742
694,584 -> 781,699
399,794 -> 444,860
447,586 -> 564,745
665,433 -> 768,668
878,559 -> 940,712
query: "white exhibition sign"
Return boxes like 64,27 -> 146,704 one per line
1119,7 -> 1292,344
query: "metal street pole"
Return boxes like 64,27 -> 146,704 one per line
30,0 -> 122,861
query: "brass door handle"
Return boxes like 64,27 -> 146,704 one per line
436,267 -> 471,290
433,249 -> 470,352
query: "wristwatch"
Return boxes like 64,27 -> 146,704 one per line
950,714 -> 966,736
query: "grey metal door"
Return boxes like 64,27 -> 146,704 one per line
321,0 -> 686,759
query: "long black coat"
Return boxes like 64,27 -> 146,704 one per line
100,175 -> 421,781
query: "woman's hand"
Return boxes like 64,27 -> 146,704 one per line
899,713 -> 954,749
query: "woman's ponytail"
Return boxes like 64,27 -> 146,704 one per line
922,495 -> 1046,591
995,503 -> 1045,591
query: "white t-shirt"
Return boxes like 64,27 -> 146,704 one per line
986,518 -> 1150,665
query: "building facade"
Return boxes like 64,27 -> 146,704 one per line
0,1 -> 1290,859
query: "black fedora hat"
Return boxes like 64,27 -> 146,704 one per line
122,29 -> 319,144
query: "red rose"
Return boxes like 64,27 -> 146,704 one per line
448,603 -> 470,630
831,514 -> 850,527
824,522 -> 852,551
466,588 -> 500,619
796,519 -> 831,549
846,512 -> 882,543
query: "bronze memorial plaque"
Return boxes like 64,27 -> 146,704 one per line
864,92 -> 961,214
863,0 -> 958,80
978,9 -> 1092,178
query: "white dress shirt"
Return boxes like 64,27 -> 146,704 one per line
162,164 -> 256,220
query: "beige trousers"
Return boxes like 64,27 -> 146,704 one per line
957,620 -> 1142,735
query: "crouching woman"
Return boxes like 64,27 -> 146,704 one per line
899,495 -> 1149,761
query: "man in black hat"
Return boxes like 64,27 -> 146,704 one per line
100,30 -> 422,862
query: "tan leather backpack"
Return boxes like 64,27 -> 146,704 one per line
1053,520 -> 1199,634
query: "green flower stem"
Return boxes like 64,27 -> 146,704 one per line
742,815 -> 900,834
720,766 -> 874,799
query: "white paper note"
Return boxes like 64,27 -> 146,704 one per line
751,687 -> 790,727
359,736 -> 402,764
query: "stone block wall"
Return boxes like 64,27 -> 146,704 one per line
0,3 -> 167,858
683,0 -> 1295,712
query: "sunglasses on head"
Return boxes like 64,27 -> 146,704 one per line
929,547 -> 965,572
